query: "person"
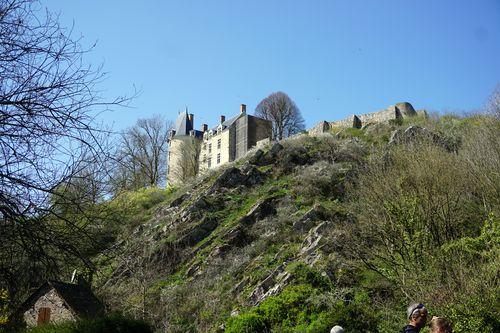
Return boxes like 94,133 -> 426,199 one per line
330,325 -> 344,333
429,316 -> 453,333
400,303 -> 428,333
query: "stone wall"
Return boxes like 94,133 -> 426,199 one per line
24,288 -> 75,327
248,115 -> 273,148
309,102 -> 420,135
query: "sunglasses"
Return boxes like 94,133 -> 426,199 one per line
409,303 -> 427,319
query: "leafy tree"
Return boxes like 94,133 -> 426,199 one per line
255,91 -> 305,140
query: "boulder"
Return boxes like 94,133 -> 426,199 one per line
213,167 -> 245,189
243,165 -> 265,186
293,204 -> 328,232
169,193 -> 189,208
268,142 -> 284,159
395,102 -> 417,117
389,125 -> 459,152
239,197 -> 277,226
177,216 -> 219,247
248,149 -> 267,166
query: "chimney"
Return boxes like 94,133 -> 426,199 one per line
201,124 -> 208,132
240,104 -> 246,114
188,113 -> 194,125
220,115 -> 225,124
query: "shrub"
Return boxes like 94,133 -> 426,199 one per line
225,313 -> 267,333
24,314 -> 153,333
293,161 -> 345,200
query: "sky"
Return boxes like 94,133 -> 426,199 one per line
43,0 -> 500,131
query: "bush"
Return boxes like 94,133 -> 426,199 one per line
24,314 -> 153,333
225,313 -> 267,333
293,161 -> 346,200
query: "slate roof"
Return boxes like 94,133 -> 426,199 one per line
173,111 -> 192,136
211,113 -> 242,131
17,281 -> 104,319
172,111 -> 203,138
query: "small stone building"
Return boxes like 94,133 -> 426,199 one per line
19,281 -> 103,327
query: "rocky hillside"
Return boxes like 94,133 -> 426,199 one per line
94,114 -> 499,333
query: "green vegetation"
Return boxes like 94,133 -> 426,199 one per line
8,113 -> 498,333
23,314 -> 152,333
226,264 -> 377,332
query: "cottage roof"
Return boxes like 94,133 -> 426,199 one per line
17,281 -> 104,319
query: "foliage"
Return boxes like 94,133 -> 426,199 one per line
23,314 -> 153,333
0,289 -> 8,326
21,110 -> 496,333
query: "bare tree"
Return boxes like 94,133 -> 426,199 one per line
112,115 -> 172,192
255,91 -> 305,140
168,138 -> 201,185
0,0 -> 128,311
485,84 -> 499,117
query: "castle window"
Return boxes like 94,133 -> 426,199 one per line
217,138 -> 221,149
208,143 -> 212,154
217,153 -> 220,164
207,157 -> 211,168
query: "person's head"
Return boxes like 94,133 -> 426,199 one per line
407,303 -> 428,328
429,316 -> 452,333
330,325 -> 344,333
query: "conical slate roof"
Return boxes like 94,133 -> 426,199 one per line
173,111 -> 192,136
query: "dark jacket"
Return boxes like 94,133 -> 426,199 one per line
400,325 -> 419,333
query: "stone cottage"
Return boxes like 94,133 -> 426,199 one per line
19,281 -> 103,327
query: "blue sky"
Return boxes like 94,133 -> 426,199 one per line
44,0 -> 500,131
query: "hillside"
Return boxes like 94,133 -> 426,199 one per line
91,114 -> 498,333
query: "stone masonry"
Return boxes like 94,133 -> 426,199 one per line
309,102 -> 427,134
167,104 -> 272,186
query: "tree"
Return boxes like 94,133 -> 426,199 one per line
167,138 -> 201,185
112,115 -> 172,192
485,84 -> 499,117
0,0 -> 127,312
255,91 -> 305,140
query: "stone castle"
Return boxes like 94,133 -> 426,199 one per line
167,101 -> 424,186
309,102 -> 425,135
167,104 -> 272,186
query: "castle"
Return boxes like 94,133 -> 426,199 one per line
309,102 -> 426,135
167,101 -> 424,186
167,104 -> 272,186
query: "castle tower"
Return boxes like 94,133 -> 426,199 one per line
167,110 -> 203,186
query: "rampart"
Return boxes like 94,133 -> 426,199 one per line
309,102 -> 425,135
